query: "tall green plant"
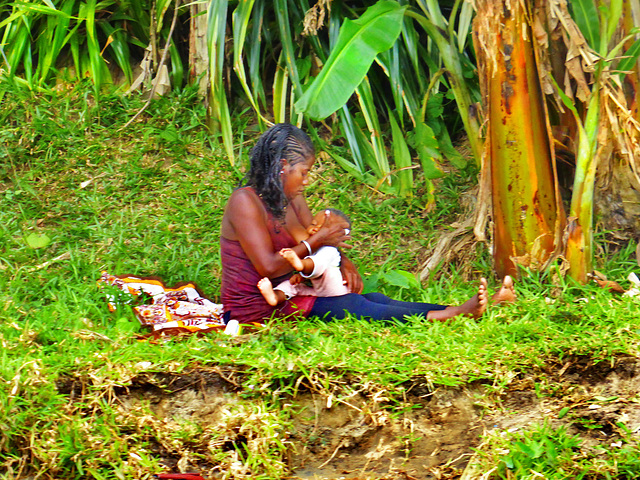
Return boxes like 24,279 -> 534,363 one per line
292,0 -> 479,197
207,0 -> 234,164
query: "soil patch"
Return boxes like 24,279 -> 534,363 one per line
112,356 -> 640,479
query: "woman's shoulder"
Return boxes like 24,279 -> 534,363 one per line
221,187 -> 266,240
224,186 -> 268,225
227,186 -> 260,207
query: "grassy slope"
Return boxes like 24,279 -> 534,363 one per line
1,84 -> 640,478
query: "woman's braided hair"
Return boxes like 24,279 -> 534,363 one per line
242,123 -> 314,219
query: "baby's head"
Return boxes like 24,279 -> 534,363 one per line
308,208 -> 351,235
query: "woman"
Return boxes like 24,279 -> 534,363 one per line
220,124 -> 514,324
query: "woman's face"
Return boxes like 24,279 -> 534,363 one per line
282,155 -> 314,200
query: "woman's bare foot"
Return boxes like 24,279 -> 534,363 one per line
492,275 -> 516,305
463,277 -> 489,318
428,278 -> 488,321
257,277 -> 279,306
280,248 -> 305,271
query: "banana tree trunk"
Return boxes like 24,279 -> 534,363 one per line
474,0 -> 564,278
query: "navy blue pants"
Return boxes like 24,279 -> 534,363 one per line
308,292 -> 447,323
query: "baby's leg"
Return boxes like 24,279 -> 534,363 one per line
280,248 -> 315,276
257,277 -> 286,306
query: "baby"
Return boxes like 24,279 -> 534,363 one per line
258,208 -> 351,306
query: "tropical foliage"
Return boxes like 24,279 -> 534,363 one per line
205,0 -> 479,202
0,0 -> 187,96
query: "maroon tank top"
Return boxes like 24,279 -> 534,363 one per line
220,188 -> 316,323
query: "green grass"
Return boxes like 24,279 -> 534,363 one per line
1,82 -> 640,478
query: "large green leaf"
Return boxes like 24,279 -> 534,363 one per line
294,0 -> 406,120
408,121 -> 443,180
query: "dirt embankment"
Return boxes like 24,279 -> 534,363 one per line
107,355 -> 640,479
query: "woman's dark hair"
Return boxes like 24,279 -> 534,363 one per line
242,123 -> 314,219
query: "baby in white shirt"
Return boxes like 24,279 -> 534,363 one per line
258,208 -> 351,306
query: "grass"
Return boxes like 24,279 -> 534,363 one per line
1,82 -> 640,478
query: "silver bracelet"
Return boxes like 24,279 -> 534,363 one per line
301,240 -> 312,256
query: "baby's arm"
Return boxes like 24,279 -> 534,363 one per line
289,273 -> 304,285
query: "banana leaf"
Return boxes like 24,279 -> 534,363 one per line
295,0 -> 406,120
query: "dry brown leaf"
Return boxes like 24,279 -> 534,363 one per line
590,270 -> 626,293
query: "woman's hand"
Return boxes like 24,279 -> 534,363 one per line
340,255 -> 363,294
311,212 -> 352,249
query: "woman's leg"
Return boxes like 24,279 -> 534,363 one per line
362,292 -> 447,312
309,293 -> 425,323
308,279 -> 489,323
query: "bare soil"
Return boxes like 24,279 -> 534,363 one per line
113,355 -> 640,479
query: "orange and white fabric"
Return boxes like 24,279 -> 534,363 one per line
99,272 -> 224,333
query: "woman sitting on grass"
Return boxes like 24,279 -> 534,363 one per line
219,123 -> 515,324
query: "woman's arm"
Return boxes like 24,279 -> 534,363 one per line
223,189 -> 311,278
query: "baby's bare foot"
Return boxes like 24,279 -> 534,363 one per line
492,275 -> 516,305
280,248 -> 305,271
257,277 -> 279,306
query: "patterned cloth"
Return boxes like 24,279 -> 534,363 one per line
99,272 -> 225,335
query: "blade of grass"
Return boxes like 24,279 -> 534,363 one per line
273,51 -> 289,124
388,109 -> 413,196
